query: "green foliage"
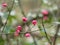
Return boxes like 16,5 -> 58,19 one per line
0,37 -> 4,45
8,15 -> 16,23
4,25 -> 15,34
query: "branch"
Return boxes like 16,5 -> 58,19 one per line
18,0 -> 37,45
2,0 -> 14,33
53,24 -> 60,45
41,18 -> 52,45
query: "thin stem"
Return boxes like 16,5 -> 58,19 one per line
53,1 -> 60,45
53,24 -> 60,45
41,18 -> 52,45
1,1 -> 14,45
18,0 -> 26,17
17,39 -> 19,45
2,0 -> 14,32
0,30 -> 39,34
2,12 -> 10,32
18,0 -> 37,45
26,23 -> 37,45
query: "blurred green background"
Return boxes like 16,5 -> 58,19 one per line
0,0 -> 60,45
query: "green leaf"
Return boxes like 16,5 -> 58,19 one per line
40,30 -> 46,36
4,25 -> 15,33
8,15 -> 16,23
0,37 -> 4,45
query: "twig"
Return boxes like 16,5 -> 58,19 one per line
18,0 -> 37,45
2,0 -> 14,33
0,30 -> 39,34
18,0 -> 26,17
53,24 -> 60,45
1,1 -> 14,45
41,18 -> 52,45
26,23 -> 37,45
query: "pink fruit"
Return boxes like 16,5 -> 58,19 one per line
17,26 -> 22,31
2,3 -> 7,7
32,20 -> 37,25
22,17 -> 27,22
25,33 -> 30,37
42,10 -> 48,15
14,32 -> 19,36
16,30 -> 20,33
43,16 -> 48,20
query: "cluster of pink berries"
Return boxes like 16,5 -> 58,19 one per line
14,17 -> 37,37
2,2 -> 49,37
22,17 -> 37,25
14,10 -> 49,37
14,25 -> 22,36
42,10 -> 48,20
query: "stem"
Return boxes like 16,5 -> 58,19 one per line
17,39 -> 19,45
6,34 -> 11,45
1,1 -> 14,45
18,0 -> 26,17
2,12 -> 10,32
41,18 -> 52,45
26,23 -> 37,45
53,24 -> 60,45
18,0 -> 37,45
2,0 -> 14,32
0,30 -> 39,34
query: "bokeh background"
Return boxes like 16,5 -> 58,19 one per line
0,0 -> 60,45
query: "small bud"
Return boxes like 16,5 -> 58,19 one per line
42,10 -> 48,15
43,16 -> 48,20
17,25 -> 22,31
2,3 -> 7,7
25,33 -> 30,37
32,20 -> 37,25
16,30 -> 20,33
22,17 -> 27,22
14,32 -> 19,36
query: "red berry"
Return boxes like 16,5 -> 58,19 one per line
14,32 -> 19,36
42,10 -> 48,15
16,30 -> 20,33
43,16 -> 48,20
22,17 -> 27,22
2,3 -> 7,7
17,26 -> 22,31
32,20 -> 37,25
25,33 -> 30,37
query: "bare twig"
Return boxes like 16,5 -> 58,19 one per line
18,0 -> 26,17
2,0 -> 14,33
41,18 -> 52,45
0,30 -> 39,35
18,0 -> 37,45
53,24 -> 60,45
1,1 -> 14,45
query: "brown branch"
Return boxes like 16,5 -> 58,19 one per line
53,24 -> 60,45
18,0 -> 37,45
41,18 -> 52,45
2,0 -> 14,33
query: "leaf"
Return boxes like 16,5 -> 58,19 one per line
0,37 -> 4,45
4,25 -> 15,33
8,15 -> 16,23
40,31 -> 46,36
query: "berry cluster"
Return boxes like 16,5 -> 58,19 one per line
42,10 -> 49,20
14,25 -> 22,36
14,10 -> 49,37
2,2 -> 49,38
14,17 -> 37,37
